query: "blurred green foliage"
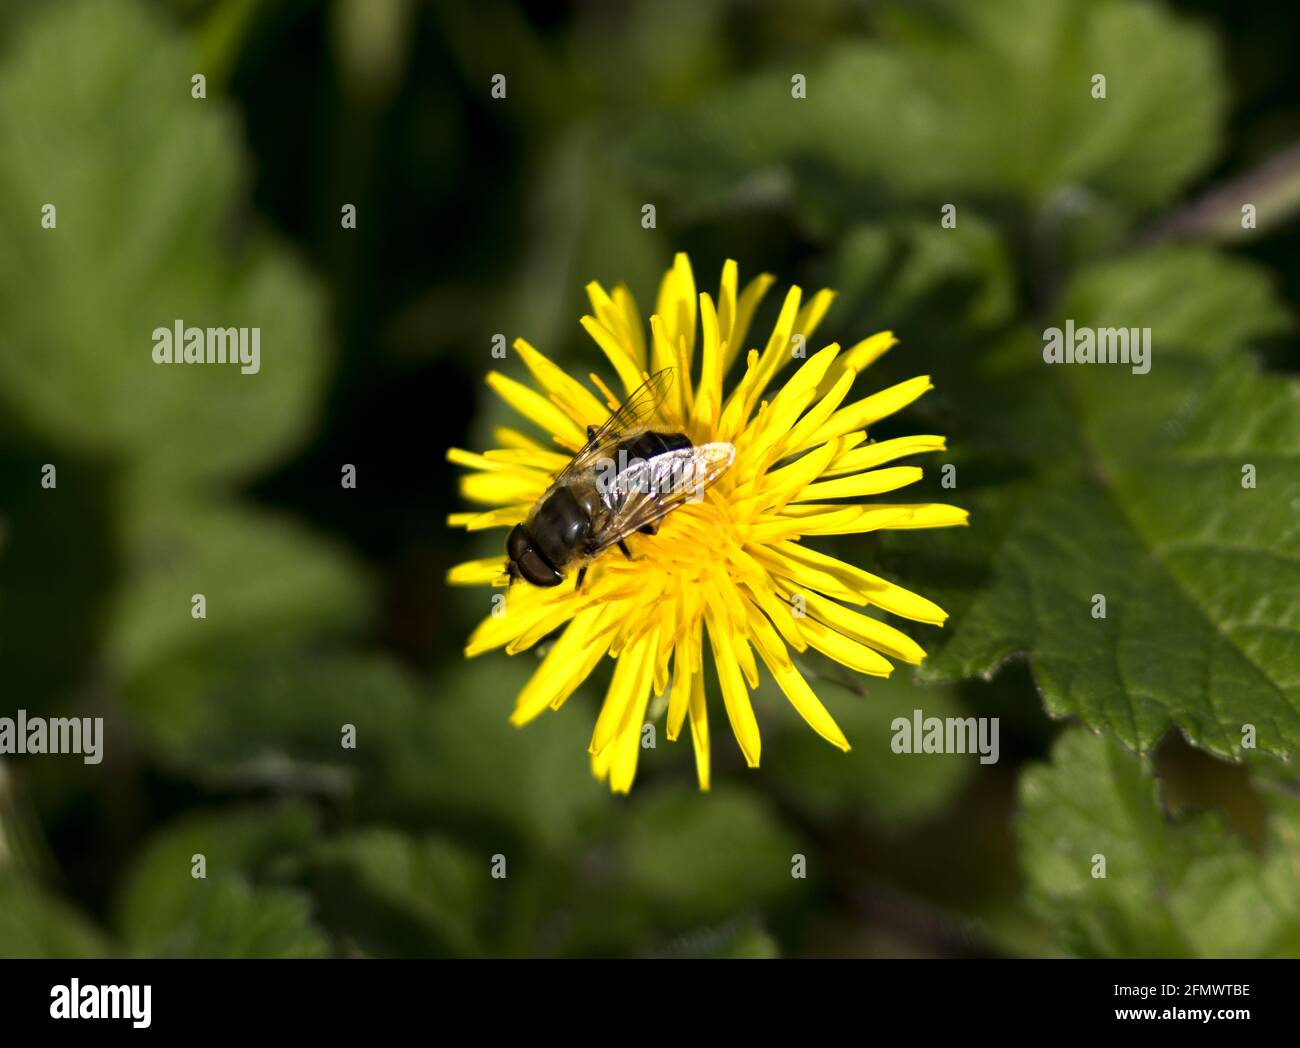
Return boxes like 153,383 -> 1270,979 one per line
1020,729 -> 1300,957
0,0 -> 1297,958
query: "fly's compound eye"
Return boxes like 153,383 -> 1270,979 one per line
516,548 -> 564,587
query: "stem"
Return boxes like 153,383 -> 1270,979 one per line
1142,139 -> 1300,243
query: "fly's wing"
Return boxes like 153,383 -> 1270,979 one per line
589,441 -> 736,553
546,369 -> 676,491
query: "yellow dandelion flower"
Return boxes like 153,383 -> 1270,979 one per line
447,253 -> 968,793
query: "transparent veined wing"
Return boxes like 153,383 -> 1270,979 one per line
589,441 -> 736,552
546,369 -> 676,491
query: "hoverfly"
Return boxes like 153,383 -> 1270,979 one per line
505,370 -> 735,588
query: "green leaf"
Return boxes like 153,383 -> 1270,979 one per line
764,674 -> 976,825
620,784 -> 801,923
922,247 -> 1300,760
1060,246 -> 1290,359
113,803 -> 325,957
0,0 -> 331,487
650,918 -> 781,959
168,878 -> 331,959
114,647 -> 610,850
106,499 -> 372,750
825,218 -> 1017,333
1020,728 -> 1300,957
304,829 -> 484,957
627,0 -> 1223,210
141,653 -> 425,803
0,870 -> 112,958
413,661 -> 611,850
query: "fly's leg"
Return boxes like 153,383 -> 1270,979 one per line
587,425 -> 599,441
637,521 -> 659,536
575,565 -> 588,591
618,539 -> 633,559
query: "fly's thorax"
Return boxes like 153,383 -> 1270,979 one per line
565,478 -> 608,519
